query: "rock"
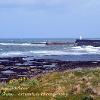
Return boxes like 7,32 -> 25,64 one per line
1,70 -> 16,75
0,56 -> 100,82
85,87 -> 97,95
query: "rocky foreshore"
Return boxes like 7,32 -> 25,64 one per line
0,56 -> 100,82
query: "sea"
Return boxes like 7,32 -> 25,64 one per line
0,38 -> 100,61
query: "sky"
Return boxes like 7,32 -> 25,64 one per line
0,0 -> 100,38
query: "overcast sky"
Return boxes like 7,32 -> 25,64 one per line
0,0 -> 100,38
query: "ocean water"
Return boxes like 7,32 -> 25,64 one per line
0,38 -> 100,61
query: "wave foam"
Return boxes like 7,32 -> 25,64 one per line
0,52 -> 24,57
1,46 -> 100,57
30,50 -> 88,55
0,43 -> 46,47
71,46 -> 100,53
0,50 -> 87,57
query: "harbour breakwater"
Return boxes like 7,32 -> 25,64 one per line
0,56 -> 100,82
31,39 -> 100,47
75,39 -> 100,47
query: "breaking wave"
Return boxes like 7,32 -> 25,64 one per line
0,43 -> 46,47
71,46 -> 100,53
0,44 -> 100,57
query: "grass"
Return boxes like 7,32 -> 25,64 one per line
0,68 -> 100,100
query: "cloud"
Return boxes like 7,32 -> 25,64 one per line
0,0 -> 100,15
0,0 -> 92,7
0,0 -> 99,7
0,0 -> 66,6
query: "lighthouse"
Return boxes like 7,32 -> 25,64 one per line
80,36 -> 82,40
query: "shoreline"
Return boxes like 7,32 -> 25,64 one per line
0,56 -> 100,82
0,67 -> 100,99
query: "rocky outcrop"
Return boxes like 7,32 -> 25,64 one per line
0,56 -> 100,82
